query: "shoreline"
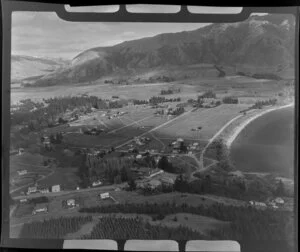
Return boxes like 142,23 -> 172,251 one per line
225,102 -> 294,149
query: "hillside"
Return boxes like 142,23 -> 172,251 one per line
11,55 -> 68,82
30,14 -> 295,86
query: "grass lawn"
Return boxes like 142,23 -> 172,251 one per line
13,203 -> 35,218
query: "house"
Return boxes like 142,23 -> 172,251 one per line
51,184 -> 60,193
92,180 -> 102,187
67,199 -> 76,207
249,201 -> 267,208
136,154 -> 143,160
32,204 -> 48,215
17,170 -> 27,176
27,186 -> 37,195
274,197 -> 285,205
20,199 -> 28,204
39,187 -> 50,194
18,148 -> 24,155
99,192 -> 110,199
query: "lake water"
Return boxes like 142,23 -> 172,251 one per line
231,107 -> 295,178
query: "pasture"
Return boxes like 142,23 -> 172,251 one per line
155,104 -> 247,140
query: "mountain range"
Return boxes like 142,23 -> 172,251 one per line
14,14 -> 295,86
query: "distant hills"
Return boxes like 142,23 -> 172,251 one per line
16,14 -> 295,86
11,55 -> 69,82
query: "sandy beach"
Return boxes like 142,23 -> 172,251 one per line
225,102 -> 294,148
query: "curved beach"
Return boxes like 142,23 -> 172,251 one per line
225,102 -> 294,149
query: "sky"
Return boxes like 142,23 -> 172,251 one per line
11,5 -> 265,60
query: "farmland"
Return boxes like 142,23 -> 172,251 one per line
9,72 -> 294,243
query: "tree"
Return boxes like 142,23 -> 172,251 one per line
174,174 -> 189,192
275,180 -> 285,196
128,178 -> 137,191
114,175 -> 122,184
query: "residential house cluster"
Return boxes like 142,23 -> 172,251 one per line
27,184 -> 60,195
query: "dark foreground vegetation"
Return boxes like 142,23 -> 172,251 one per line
82,217 -> 203,240
79,202 -> 293,242
19,216 -> 92,239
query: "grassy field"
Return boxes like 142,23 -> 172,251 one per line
36,167 -> 80,190
156,104 -> 247,140
13,203 -> 35,218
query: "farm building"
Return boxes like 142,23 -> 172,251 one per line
51,184 -> 61,193
27,186 -> 37,194
17,170 -> 27,176
32,204 -> 48,215
99,192 -> 110,200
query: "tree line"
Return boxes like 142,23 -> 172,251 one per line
149,96 -> 181,105
160,87 -> 181,95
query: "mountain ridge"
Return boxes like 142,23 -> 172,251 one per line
25,14 -> 295,86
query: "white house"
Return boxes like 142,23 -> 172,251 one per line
274,197 -> 285,205
17,170 -> 27,176
100,192 -> 110,199
51,184 -> 61,193
32,204 -> 48,215
20,199 -> 28,204
92,180 -> 102,187
249,201 -> 267,208
67,199 -> 76,206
